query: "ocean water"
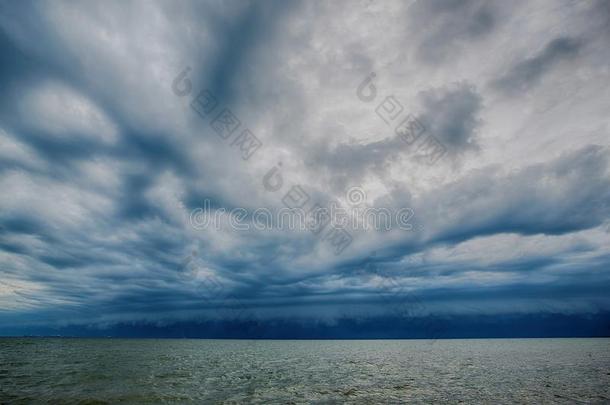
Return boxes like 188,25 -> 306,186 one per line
0,338 -> 608,404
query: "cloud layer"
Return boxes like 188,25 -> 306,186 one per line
0,0 -> 609,333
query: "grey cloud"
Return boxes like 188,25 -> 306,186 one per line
409,0 -> 500,64
339,145 -> 610,281
492,37 -> 583,94
417,82 -> 482,154
424,145 -> 610,243
310,81 -> 482,189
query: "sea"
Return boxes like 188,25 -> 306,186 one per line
1,338 -> 608,404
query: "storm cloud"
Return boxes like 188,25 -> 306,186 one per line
0,0 -> 609,336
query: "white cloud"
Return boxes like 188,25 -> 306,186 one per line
19,81 -> 118,144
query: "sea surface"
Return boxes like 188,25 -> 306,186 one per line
0,338 -> 608,404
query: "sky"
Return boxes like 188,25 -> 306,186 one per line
0,0 -> 609,338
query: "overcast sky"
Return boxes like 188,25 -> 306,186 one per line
0,0 -> 609,334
